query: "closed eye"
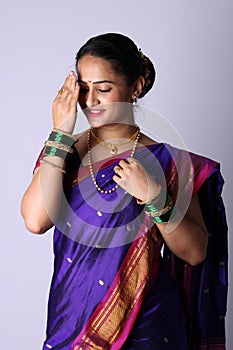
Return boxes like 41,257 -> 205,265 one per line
99,88 -> 111,93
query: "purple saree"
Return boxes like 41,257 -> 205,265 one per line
36,142 -> 227,350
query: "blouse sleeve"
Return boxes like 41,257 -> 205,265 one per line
33,147 -> 45,174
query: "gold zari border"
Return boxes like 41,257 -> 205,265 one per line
73,226 -> 162,349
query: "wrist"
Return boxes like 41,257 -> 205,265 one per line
136,184 -> 162,205
144,192 -> 176,224
53,114 -> 77,134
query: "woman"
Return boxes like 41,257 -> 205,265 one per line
21,33 -> 228,349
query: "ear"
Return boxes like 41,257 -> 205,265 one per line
131,76 -> 145,100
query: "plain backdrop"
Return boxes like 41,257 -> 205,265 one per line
1,1 -> 232,349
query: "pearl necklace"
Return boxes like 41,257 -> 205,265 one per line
87,127 -> 141,194
91,126 -> 140,155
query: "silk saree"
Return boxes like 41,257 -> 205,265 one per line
35,142 -> 228,350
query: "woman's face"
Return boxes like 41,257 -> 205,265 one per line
77,55 -> 134,127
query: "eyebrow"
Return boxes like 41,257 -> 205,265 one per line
78,79 -> 115,85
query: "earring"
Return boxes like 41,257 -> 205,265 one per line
132,95 -> 137,105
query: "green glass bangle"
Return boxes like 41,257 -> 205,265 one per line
152,206 -> 176,224
145,192 -> 171,214
145,200 -> 174,218
43,146 -> 68,159
48,131 -> 75,147
145,193 -> 166,212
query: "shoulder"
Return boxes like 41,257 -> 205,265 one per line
164,144 -> 220,194
139,132 -> 158,146
161,143 -> 218,168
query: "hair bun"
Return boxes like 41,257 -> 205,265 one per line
138,49 -> 156,98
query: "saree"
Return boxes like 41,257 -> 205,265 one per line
35,142 -> 227,350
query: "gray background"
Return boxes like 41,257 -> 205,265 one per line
1,0 -> 232,349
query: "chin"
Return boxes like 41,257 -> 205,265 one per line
87,118 -> 105,128
86,113 -> 122,128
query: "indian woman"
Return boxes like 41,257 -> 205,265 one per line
21,33 -> 228,350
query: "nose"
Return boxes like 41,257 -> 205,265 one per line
85,89 -> 99,108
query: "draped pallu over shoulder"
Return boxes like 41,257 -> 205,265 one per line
163,146 -> 228,350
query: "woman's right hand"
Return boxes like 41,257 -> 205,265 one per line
52,71 -> 80,133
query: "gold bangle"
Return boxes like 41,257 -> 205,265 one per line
40,159 -> 66,174
145,199 -> 174,218
52,128 -> 76,141
44,140 -> 74,154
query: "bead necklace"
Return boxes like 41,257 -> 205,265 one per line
87,127 -> 141,194
91,126 -> 140,155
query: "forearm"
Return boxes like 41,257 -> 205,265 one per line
157,213 -> 208,266
21,156 -> 65,234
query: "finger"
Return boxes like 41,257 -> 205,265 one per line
118,159 -> 128,169
113,167 -> 122,177
113,176 -> 132,194
69,96 -> 79,116
125,157 -> 136,164
59,71 -> 76,94
60,72 -> 78,97
113,174 -> 122,183
71,84 -> 80,104
54,87 -> 69,101
62,74 -> 72,90
56,75 -> 70,98
113,174 -> 126,185
67,71 -> 77,92
113,165 -> 119,173
67,84 -> 79,110
56,84 -> 75,102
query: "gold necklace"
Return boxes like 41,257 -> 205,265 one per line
91,126 -> 140,155
87,127 -> 141,194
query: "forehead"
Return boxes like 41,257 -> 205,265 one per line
77,55 -> 121,81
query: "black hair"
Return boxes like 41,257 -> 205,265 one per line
75,33 -> 156,98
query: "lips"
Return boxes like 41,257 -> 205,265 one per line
86,108 -> 105,118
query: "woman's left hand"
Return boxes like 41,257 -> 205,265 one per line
113,158 -> 160,203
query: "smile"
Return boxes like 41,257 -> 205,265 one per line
86,108 -> 105,118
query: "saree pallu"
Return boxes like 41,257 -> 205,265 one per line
37,143 -> 227,350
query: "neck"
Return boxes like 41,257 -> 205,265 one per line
92,123 -> 137,142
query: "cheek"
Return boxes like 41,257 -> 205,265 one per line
116,90 -> 132,103
105,93 -> 128,104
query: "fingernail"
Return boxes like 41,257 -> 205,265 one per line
69,71 -> 74,77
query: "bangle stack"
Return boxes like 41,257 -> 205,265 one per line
40,158 -> 66,174
43,130 -> 75,159
143,186 -> 176,224
41,129 -> 76,174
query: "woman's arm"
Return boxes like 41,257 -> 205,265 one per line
156,193 -> 208,266
21,71 -> 79,234
113,158 -> 208,266
21,159 -> 65,234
